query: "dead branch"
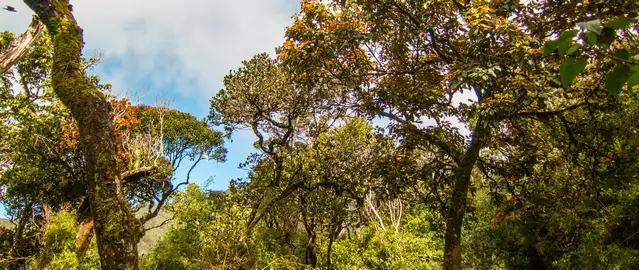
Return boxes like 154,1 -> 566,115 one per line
0,17 -> 44,74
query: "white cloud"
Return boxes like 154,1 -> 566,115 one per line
0,0 -> 299,192
3,0 -> 298,107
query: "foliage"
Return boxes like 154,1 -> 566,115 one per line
544,15 -> 639,94
327,207 -> 443,270
1,26 -> 224,268
141,184 -> 255,269
27,210 -> 100,270
3,0 -> 639,269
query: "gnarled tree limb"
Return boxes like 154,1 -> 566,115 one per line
120,166 -> 157,183
0,17 -> 44,74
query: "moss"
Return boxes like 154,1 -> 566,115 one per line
26,1 -> 143,268
43,18 -> 60,36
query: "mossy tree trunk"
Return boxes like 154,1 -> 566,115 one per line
22,1 -> 142,269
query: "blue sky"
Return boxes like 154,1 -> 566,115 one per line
1,0 -> 301,216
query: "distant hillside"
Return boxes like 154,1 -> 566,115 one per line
137,208 -> 174,254
0,218 -> 13,229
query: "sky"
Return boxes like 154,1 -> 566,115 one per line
0,0 -> 476,218
1,0 -> 300,216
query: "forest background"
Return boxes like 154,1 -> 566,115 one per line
1,0 -> 639,269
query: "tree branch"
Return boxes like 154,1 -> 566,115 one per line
0,17 -> 44,74
144,216 -> 173,232
510,103 -> 588,119
120,166 -> 157,183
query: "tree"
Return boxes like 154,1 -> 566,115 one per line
13,0 -> 142,268
2,3 -> 227,267
4,0 -> 639,268
276,0 -> 639,268
1,29 -> 87,264
210,53 -> 347,238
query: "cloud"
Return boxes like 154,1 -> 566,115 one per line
3,0 -> 298,115
76,0 -> 296,97
1,1 -> 299,191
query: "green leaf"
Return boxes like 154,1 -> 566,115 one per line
557,40 -> 573,57
566,44 -> 581,56
616,50 -> 631,60
544,31 -> 578,56
558,31 -> 578,57
577,20 -> 603,34
558,30 -> 579,42
586,32 -> 598,45
606,65 -> 631,94
614,49 -> 630,61
598,27 -> 617,48
544,40 -> 559,55
627,71 -> 639,91
560,57 -> 588,88
604,17 -> 636,29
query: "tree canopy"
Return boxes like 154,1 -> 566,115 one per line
2,0 -> 639,269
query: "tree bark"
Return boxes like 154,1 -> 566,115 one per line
0,17 -> 44,74
21,1 -> 142,269
306,234 -> 318,268
9,202 -> 33,257
75,217 -> 95,261
443,116 -> 490,270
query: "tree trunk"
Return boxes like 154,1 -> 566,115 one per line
75,217 -> 95,261
326,220 -> 343,270
443,116 -> 490,270
9,202 -> 33,257
21,1 -> 142,269
306,234 -> 317,268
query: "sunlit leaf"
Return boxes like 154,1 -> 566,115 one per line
577,19 -> 603,34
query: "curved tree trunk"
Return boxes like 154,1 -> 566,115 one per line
21,1 -> 142,269
443,116 -> 490,270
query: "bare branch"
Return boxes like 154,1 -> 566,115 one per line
365,191 -> 386,233
144,216 -> 173,232
0,17 -> 44,74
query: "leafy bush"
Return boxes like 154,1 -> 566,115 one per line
28,210 -> 100,270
